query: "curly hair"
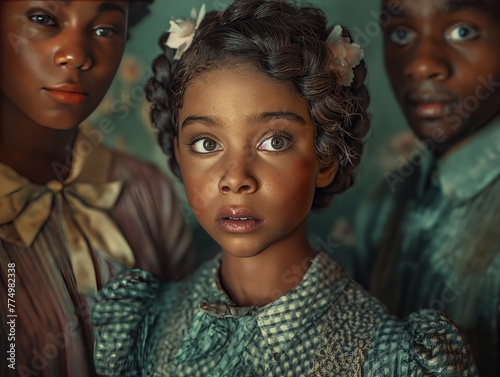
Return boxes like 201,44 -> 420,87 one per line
145,0 -> 371,210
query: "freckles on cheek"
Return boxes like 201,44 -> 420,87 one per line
281,159 -> 318,195
183,175 -> 217,216
185,186 -> 209,217
291,157 -> 318,176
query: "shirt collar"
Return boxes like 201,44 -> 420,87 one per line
257,252 -> 347,354
437,115 -> 500,203
196,252 -> 347,354
0,129 -> 134,295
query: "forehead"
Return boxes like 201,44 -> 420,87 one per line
182,66 -> 307,112
178,66 -> 311,132
184,62 -> 304,104
382,0 -> 500,18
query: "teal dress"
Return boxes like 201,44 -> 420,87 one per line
355,117 -> 500,376
92,252 -> 477,376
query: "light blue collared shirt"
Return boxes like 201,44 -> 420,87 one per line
356,115 -> 500,377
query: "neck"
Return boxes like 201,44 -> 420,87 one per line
0,115 -> 79,184
219,226 -> 314,307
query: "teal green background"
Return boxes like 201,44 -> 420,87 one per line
87,0 -> 409,267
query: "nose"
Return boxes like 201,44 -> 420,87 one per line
53,33 -> 93,70
218,153 -> 258,194
404,39 -> 451,82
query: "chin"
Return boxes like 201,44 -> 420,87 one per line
221,247 -> 264,259
225,252 -> 261,259
217,240 -> 269,259
40,123 -> 82,131
407,119 -> 445,138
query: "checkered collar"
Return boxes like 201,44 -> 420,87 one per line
435,115 -> 500,203
195,252 -> 348,355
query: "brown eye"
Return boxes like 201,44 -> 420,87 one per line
258,135 -> 291,151
271,137 -> 285,149
388,26 -> 415,45
94,27 -> 117,37
29,14 -> 57,26
445,24 -> 479,42
203,139 -> 217,151
192,138 -> 221,154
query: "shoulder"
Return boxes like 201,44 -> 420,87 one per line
359,152 -> 430,218
311,275 -> 388,375
162,255 -> 221,301
92,269 -> 161,376
130,257 -> 223,368
95,268 -> 160,303
356,163 -> 420,232
353,162 -> 426,283
106,147 -> 171,185
364,309 -> 478,376
105,146 -> 182,213
313,279 -> 477,376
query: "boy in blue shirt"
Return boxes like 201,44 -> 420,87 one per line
357,0 -> 500,375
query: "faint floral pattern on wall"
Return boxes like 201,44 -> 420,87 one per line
120,56 -> 144,84
84,0 -> 409,266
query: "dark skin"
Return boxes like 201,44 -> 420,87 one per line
175,67 -> 337,306
0,0 -> 130,184
382,0 -> 500,156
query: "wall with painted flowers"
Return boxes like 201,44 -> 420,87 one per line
85,0 -> 411,270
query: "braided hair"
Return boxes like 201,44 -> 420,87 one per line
145,0 -> 371,210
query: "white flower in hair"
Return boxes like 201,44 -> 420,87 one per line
165,4 -> 206,60
327,25 -> 364,86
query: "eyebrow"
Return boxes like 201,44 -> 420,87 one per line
441,0 -> 489,13
181,116 -> 221,129
181,111 -> 307,129
255,111 -> 307,125
98,3 -> 127,17
381,0 -> 490,20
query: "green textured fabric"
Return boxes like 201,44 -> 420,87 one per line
92,252 -> 477,376
355,117 -> 500,377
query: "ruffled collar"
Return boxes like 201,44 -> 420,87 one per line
0,130 -> 135,295
174,252 -> 348,368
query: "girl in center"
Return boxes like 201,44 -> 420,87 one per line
93,0 -> 477,375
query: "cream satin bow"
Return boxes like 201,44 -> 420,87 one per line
0,142 -> 135,295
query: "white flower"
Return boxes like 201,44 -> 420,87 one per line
327,25 -> 364,86
165,4 -> 206,60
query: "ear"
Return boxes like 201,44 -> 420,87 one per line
316,162 -> 338,188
